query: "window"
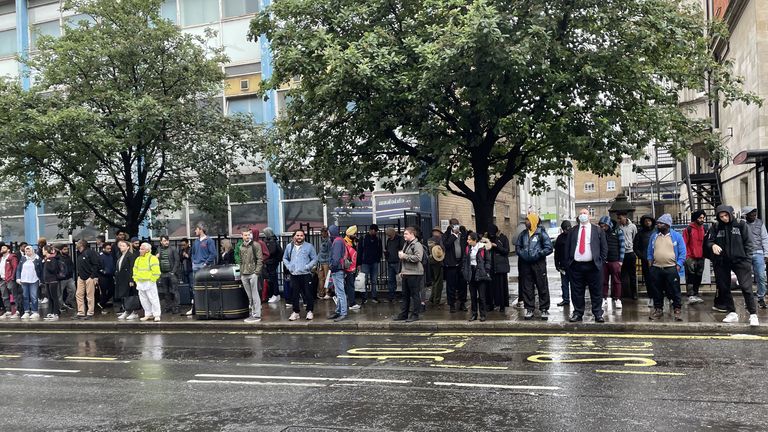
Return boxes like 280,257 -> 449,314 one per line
283,200 -> 324,232
588,208 -> 595,217
180,0 -> 219,26
223,0 -> 259,18
231,202 -> 267,235
0,28 -> 16,57
504,204 -> 511,220
28,0 -> 59,6
606,180 -> 616,192
227,96 -> 265,124
64,14 -> 96,29
584,182 -> 595,193
30,20 -> 60,50
161,0 -> 178,22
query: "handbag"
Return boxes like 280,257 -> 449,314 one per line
354,272 -> 366,292
123,295 -> 141,311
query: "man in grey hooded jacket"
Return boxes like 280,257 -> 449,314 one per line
743,206 -> 768,309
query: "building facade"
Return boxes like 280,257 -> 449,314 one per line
573,169 -> 622,220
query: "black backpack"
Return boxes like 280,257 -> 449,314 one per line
56,259 -> 67,280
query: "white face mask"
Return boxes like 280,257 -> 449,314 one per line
453,225 -> 460,231
578,214 -> 589,223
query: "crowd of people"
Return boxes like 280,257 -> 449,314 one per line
0,205 -> 762,326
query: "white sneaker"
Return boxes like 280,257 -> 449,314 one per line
749,314 -> 759,327
20,312 -> 30,320
268,295 -> 280,303
29,313 -> 40,320
602,298 -> 609,308
8,312 -> 19,320
323,295 -> 331,300
140,315 -> 154,322
349,304 -> 361,311
306,311 -> 314,320
688,296 -> 697,305
0,312 -> 9,320
154,316 -> 161,322
694,296 -> 705,304
244,316 -> 261,323
117,311 -> 129,320
48,315 -> 59,321
647,298 -> 653,308
285,303 -> 293,308
288,312 -> 300,321
40,298 -> 48,305
723,312 -> 739,323
185,308 -> 194,316
614,299 -> 622,309
126,312 -> 138,320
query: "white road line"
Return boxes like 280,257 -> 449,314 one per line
0,367 -> 79,374
187,380 -> 326,387
64,360 -> 131,364
432,382 -> 560,391
194,374 -> 411,384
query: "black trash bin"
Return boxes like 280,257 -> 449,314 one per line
193,265 -> 249,320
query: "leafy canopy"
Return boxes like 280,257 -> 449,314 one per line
0,0 -> 259,236
250,0 -> 757,231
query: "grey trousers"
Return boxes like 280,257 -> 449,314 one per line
241,273 -> 261,318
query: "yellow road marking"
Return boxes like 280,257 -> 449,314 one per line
436,332 -> 768,341
64,356 -> 118,361
430,364 -> 509,370
0,355 -> 20,358
527,354 -> 657,367
596,369 -> 686,376
535,351 -> 655,357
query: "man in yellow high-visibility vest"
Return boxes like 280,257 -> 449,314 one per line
133,242 -> 162,322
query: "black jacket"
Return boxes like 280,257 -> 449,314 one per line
554,230 -> 571,271
565,223 -> 608,270
76,248 -> 101,280
461,245 -> 492,282
358,234 -> 383,265
705,205 -> 755,263
633,214 -> 656,260
220,250 -> 235,265
264,237 -> 282,268
42,255 -> 61,284
114,250 -> 137,300
442,228 -> 468,267
60,252 -> 74,279
157,245 -> 180,275
487,226 -> 510,274
385,235 -> 405,263
179,246 -> 193,273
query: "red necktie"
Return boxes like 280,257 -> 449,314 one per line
579,226 -> 586,254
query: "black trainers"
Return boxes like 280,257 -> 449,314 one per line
405,316 -> 420,323
524,309 -> 534,320
327,312 -> 340,320
595,315 -> 605,323
568,314 -> 583,322
540,310 -> 549,320
759,298 -> 767,309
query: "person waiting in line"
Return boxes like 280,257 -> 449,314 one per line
706,205 -> 759,326
683,210 -> 707,305
283,229 -> 318,321
384,227 -> 405,302
443,218 -> 468,313
188,223 -> 216,316
598,216 -> 625,310
41,246 -> 62,321
393,226 -> 425,323
36,237 -> 48,306
461,231 -> 490,322
115,240 -> 139,321
742,206 -> 768,309
262,228 -> 283,304
566,208 -> 608,323
344,226 -> 360,311
74,239 -> 101,320
238,228 -> 263,323
98,242 -> 116,313
648,214 -> 686,322
516,213 -> 553,320
58,245 -> 75,311
357,224 -> 382,304
133,242 -> 162,322
554,220 -> 573,307
486,224 -> 510,313
156,235 -> 181,315
16,245 -> 42,321
0,243 -> 21,320
427,227 -> 445,306
633,214 -> 657,307
219,239 -> 235,265
616,212 -> 638,300
326,225 -> 350,322
316,227 -> 332,300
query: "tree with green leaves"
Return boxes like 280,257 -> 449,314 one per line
251,0 -> 758,234
0,0 -> 258,237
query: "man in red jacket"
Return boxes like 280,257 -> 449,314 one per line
683,210 -> 707,305
0,243 -> 21,319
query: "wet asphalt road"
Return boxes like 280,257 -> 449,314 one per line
0,329 -> 766,432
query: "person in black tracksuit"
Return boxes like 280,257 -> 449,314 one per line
705,204 -> 758,324
554,220 -> 573,307
486,224 -> 510,312
633,214 -> 656,305
443,218 -> 468,313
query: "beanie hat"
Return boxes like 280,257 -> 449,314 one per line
346,225 -> 358,236
691,210 -> 706,221
657,214 -> 673,227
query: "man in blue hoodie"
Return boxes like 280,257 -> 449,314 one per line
516,213 -> 553,320
648,214 -> 686,321
326,225 -> 349,322
188,223 -> 216,315
283,229 -> 318,321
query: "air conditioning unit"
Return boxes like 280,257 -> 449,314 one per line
240,79 -> 249,91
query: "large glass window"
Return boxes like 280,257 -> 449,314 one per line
160,0 -> 178,23
0,217 -> 24,243
0,28 -> 16,57
283,200 -> 323,232
282,180 -> 318,200
230,202 -> 267,235
153,207 -> 189,238
374,193 -> 420,224
180,0 -> 219,26
326,195 -> 374,227
30,20 -> 60,50
223,0 -> 259,17
64,14 -> 96,29
227,96 -> 265,124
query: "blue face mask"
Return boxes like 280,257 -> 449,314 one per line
578,214 -> 589,223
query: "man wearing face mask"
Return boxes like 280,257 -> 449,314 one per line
706,205 -> 759,326
647,214 -> 686,321
565,209 -> 608,322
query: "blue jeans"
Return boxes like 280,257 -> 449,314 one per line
753,254 -> 767,300
332,271 -> 347,316
560,271 -> 570,303
360,262 -> 379,300
21,282 -> 38,313
386,262 -> 399,300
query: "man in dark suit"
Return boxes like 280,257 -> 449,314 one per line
566,208 -> 608,322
